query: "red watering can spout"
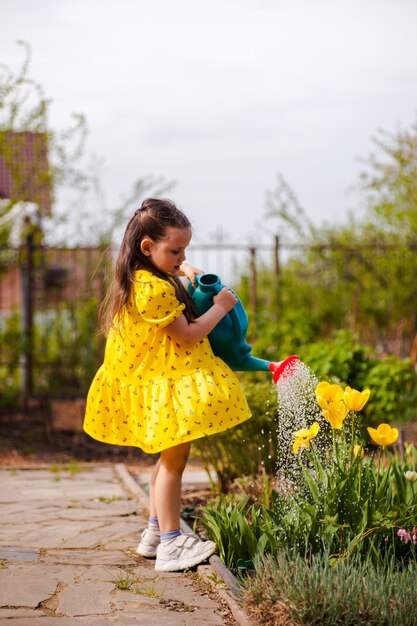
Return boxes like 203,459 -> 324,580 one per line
268,355 -> 300,383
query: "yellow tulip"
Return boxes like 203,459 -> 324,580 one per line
315,381 -> 344,410
315,381 -> 348,429
322,401 -> 349,430
353,444 -> 364,459
292,422 -> 320,455
367,423 -> 399,447
343,386 -> 371,412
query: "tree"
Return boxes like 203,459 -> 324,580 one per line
0,41 -> 89,245
249,116 -> 417,360
0,41 -> 174,248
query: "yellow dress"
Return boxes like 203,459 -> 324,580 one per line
83,270 -> 251,453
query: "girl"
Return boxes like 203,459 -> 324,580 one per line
83,198 -> 251,572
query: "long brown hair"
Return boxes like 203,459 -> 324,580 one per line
100,198 -> 198,334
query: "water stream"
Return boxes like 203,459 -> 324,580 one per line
274,360 -> 323,488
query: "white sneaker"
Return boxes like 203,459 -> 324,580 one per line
136,528 -> 160,558
155,533 -> 216,572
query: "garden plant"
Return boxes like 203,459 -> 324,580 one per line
200,377 -> 417,626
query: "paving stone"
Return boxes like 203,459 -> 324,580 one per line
0,547 -> 39,562
116,607 -> 225,625
42,548 -> 133,567
57,581 -> 115,616
0,608 -> 43,619
0,466 -> 239,626
61,520 -> 138,549
3,520 -> 108,549
0,566 -> 58,607
77,565 -> 122,582
0,618 -> 114,626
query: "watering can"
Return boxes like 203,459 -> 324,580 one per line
188,273 -> 299,382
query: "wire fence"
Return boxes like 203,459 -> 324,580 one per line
1,234 -> 416,406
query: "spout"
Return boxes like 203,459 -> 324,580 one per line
268,355 -> 300,383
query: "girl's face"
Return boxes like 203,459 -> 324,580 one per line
141,226 -> 192,275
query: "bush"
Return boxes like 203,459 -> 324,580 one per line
300,330 -> 417,425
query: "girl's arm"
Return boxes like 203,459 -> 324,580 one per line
167,287 -> 238,343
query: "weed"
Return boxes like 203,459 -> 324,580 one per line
114,570 -> 140,591
207,572 -> 227,588
49,462 -> 86,475
137,585 -> 160,597
97,495 -> 123,503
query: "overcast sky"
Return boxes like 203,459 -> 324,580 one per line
1,0 -> 417,271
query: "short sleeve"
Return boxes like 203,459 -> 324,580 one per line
133,274 -> 185,328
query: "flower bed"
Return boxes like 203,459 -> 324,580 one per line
200,380 -> 417,625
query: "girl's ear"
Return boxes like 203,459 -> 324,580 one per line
140,238 -> 153,256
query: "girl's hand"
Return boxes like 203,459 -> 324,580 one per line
179,262 -> 204,286
213,287 -> 238,313
168,286 -> 238,342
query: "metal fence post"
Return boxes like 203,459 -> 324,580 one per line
273,235 -> 280,276
20,231 -> 34,400
249,246 -> 257,314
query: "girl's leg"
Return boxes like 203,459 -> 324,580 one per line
153,442 -> 191,532
140,441 -> 216,570
149,457 -> 161,519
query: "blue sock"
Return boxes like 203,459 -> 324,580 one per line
160,529 -> 181,542
148,517 -> 160,532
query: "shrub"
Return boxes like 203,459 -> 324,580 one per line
300,330 -> 417,425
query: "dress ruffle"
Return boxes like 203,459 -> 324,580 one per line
84,362 -> 251,453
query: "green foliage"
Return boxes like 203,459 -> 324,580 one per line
32,296 -> 101,396
282,439 -> 417,561
300,330 -> 417,425
299,330 -> 372,385
0,309 -> 22,405
238,117 -> 417,376
244,551 -> 417,626
364,357 -> 417,424
201,496 -> 267,568
201,410 -> 417,569
193,335 -> 417,488
0,296 -> 102,403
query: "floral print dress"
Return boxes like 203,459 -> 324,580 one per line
83,270 -> 251,453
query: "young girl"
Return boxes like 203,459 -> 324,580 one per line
83,198 -> 251,572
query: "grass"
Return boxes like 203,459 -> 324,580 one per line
97,495 -> 123,503
49,462 -> 87,475
243,550 -> 417,626
114,569 -> 141,591
113,569 -> 162,597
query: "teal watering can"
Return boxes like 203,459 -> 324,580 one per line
188,273 -> 299,382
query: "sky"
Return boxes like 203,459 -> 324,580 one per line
1,0 -> 417,274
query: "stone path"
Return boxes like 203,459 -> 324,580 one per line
0,464 -> 244,625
